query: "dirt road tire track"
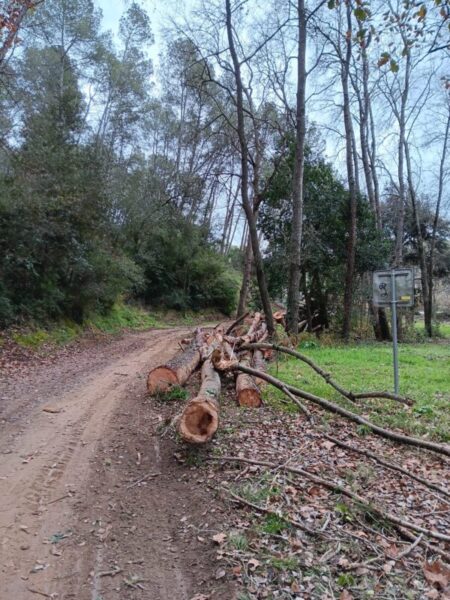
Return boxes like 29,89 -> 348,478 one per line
0,329 -> 235,600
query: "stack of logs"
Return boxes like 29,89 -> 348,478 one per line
147,313 -> 270,444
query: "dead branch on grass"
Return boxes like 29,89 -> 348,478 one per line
242,343 -> 414,406
324,435 -> 450,501
228,363 -> 450,457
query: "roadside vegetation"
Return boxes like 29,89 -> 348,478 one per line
265,336 -> 450,442
6,303 -> 223,350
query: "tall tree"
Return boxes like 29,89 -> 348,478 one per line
286,0 -> 307,334
224,0 -> 275,334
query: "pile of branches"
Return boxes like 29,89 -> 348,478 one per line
147,312 -> 270,443
147,313 -> 450,570
147,312 -> 449,457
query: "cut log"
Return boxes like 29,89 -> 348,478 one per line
147,329 -> 204,394
178,359 -> 221,444
225,311 -> 250,335
211,341 -> 238,371
273,310 -> 286,323
241,312 -> 262,344
236,353 -> 262,407
252,350 -> 267,388
200,329 -> 224,360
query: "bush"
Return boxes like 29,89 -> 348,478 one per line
135,216 -> 239,316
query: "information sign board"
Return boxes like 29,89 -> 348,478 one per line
373,269 -> 414,307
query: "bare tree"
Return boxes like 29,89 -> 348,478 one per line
427,93 -> 450,335
286,0 -> 307,334
224,0 -> 275,334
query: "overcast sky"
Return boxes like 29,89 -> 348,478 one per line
95,0 -> 168,47
92,0 -> 448,216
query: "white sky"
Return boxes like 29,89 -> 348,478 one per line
95,0 -> 167,47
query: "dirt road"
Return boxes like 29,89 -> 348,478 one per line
0,329 -> 234,600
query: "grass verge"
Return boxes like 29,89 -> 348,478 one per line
265,339 -> 450,442
10,303 -> 223,350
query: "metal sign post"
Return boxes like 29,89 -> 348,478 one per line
373,268 -> 414,395
390,270 -> 399,394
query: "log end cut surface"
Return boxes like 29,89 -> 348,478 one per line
147,366 -> 178,394
237,388 -> 262,408
178,399 -> 219,444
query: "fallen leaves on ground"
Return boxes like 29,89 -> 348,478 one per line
169,378 -> 450,599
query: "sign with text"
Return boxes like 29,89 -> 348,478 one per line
373,269 -> 414,307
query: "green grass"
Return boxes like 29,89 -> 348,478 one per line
12,304 -> 157,348
10,303 -> 224,350
266,340 -> 450,442
260,513 -> 290,535
13,321 -> 82,348
228,532 -> 249,551
156,385 -> 189,403
267,556 -> 299,571
414,320 -> 450,339
86,303 -> 160,333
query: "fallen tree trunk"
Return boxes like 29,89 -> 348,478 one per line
236,353 -> 262,407
178,359 -> 221,444
147,329 -> 204,394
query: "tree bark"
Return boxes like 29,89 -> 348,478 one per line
237,234 -> 253,317
394,30 -> 412,269
147,330 -> 203,394
252,349 -> 267,387
341,2 -> 357,341
225,0 -> 275,336
286,0 -> 307,335
236,352 -> 261,407
0,2 -> 33,68
178,359 -> 221,444
404,139 -> 431,335
427,102 -> 450,337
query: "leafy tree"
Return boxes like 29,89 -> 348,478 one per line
260,142 -> 389,328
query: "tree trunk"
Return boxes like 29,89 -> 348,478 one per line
394,42 -> 411,268
341,2 -> 357,341
427,103 -> 450,337
286,0 -> 307,335
404,140 -> 430,336
225,0 -> 275,336
178,359 -> 221,444
237,234 -> 253,317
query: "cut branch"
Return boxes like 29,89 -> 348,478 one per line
228,363 -> 450,457
242,343 -> 414,406
352,391 -> 414,405
324,435 -> 450,501
227,489 -> 321,537
213,456 -> 450,543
